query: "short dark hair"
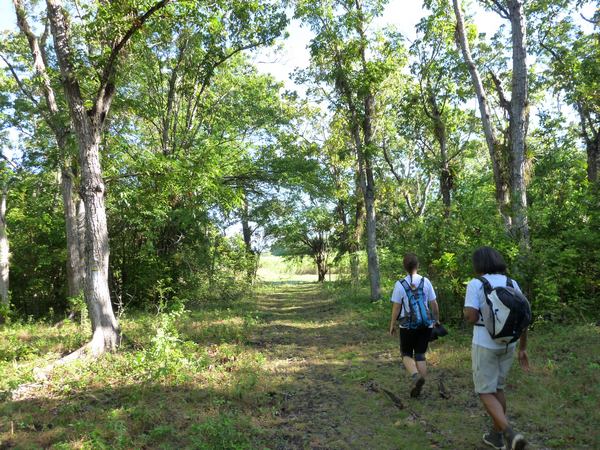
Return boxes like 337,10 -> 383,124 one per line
403,253 -> 419,274
472,246 -> 507,275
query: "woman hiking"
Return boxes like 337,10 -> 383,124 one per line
389,253 -> 440,398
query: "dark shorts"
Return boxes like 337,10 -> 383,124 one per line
399,327 -> 432,358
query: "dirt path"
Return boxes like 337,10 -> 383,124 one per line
249,282 -> 472,450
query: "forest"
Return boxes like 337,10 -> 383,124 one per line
0,0 -> 599,448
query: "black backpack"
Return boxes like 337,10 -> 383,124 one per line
475,277 -> 531,346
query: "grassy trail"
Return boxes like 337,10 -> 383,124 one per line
1,282 -> 599,449
250,282 -> 479,449
249,283 -> 599,449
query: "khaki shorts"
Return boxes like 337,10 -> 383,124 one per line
472,344 -> 516,394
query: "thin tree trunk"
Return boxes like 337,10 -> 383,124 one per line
0,186 -> 9,309
361,93 -> 381,300
350,184 -> 364,286
61,163 -> 84,297
240,192 -> 257,282
588,136 -> 600,183
453,0 -> 511,226
508,0 -> 530,250
428,95 -> 452,214
13,0 -> 85,300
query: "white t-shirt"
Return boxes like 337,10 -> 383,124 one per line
391,274 -> 437,328
464,274 -> 522,350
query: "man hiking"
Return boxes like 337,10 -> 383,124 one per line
389,253 -> 440,398
464,246 -> 531,450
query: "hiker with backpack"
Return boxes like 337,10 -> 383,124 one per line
389,253 -> 440,398
464,247 -> 531,450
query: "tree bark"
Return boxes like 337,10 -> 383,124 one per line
0,186 -> 9,309
315,252 -> 327,283
508,0 -> 530,250
588,136 -> 600,183
350,182 -> 364,286
577,104 -> 600,183
61,163 -> 85,297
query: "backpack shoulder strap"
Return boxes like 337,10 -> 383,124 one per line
400,279 -> 411,293
506,277 -> 514,288
418,277 -> 425,289
477,276 -> 493,294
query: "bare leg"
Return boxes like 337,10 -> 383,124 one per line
402,356 -> 418,376
479,393 -> 509,432
490,389 -> 507,431
495,389 -> 507,412
416,360 -> 427,378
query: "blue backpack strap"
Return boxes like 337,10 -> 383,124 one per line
400,279 -> 411,293
506,277 -> 514,288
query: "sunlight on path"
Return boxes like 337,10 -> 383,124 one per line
251,282 -> 474,450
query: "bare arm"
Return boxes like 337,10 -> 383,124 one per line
429,299 -> 440,323
518,329 -> 530,371
463,307 -> 479,324
389,303 -> 402,335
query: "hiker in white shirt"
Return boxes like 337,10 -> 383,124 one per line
464,247 -> 530,450
389,253 -> 439,398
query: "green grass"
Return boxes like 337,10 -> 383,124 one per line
1,281 -> 599,449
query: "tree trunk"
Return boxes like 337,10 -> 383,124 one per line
508,0 -> 530,250
240,192 -> 257,282
588,136 -> 600,183
61,163 -> 85,298
361,93 -> 381,300
315,254 -> 327,283
13,0 -> 85,300
80,133 -> 120,354
453,0 -> 511,227
428,95 -> 452,214
580,105 -> 600,182
47,0 -> 119,354
0,186 -> 9,310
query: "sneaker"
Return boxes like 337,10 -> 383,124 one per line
410,375 -> 425,398
503,427 -> 527,450
482,430 -> 504,449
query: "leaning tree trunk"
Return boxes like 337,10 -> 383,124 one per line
13,0 -> 85,300
0,186 -> 9,310
453,0 -> 512,228
509,0 -> 530,250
